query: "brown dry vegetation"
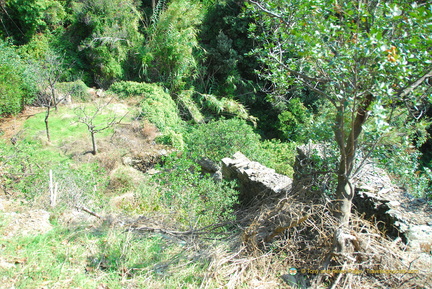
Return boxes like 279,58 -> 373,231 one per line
198,182 -> 432,288
60,119 -> 169,175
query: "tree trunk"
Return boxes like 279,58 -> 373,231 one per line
333,94 -> 373,226
45,106 -> 51,142
50,84 -> 58,112
90,131 -> 97,155
335,163 -> 355,226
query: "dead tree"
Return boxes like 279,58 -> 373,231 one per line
75,98 -> 127,155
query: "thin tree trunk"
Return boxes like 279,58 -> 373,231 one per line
45,106 -> 51,142
90,131 -> 97,155
51,86 -> 58,111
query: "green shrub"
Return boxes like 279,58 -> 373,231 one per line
0,40 -> 37,115
70,0 -> 143,87
108,81 -> 160,99
55,80 -> 89,101
109,81 -> 184,134
116,82 -> 186,147
373,140 -> 432,199
261,139 -> 297,177
177,90 -> 204,123
157,128 -> 185,150
0,0 -> 66,44
140,0 -> 203,92
185,118 -> 267,162
277,98 -> 312,142
147,155 -> 238,228
197,93 -> 257,124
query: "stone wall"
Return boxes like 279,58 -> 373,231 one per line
221,152 -> 293,204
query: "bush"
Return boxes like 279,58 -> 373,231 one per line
177,90 -> 204,123
138,96 -> 181,131
108,81 -> 158,99
137,83 -> 185,146
140,0 -> 203,92
55,80 -> 89,101
261,139 -> 297,177
70,0 -> 143,87
109,81 -> 185,147
185,118 -> 268,162
147,155 -> 238,228
277,98 -> 312,142
0,40 -> 37,115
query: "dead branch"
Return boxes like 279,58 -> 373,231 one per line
76,206 -> 103,219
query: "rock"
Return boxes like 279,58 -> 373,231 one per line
197,157 -> 220,174
122,148 -> 172,173
221,152 -> 293,204
196,157 -> 222,181
354,183 -> 432,252
122,156 -> 134,166
405,225 -> 432,252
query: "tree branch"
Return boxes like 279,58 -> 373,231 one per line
397,67 -> 432,98
249,0 -> 292,27
270,54 -> 332,83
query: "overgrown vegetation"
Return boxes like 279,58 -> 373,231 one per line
0,0 -> 431,287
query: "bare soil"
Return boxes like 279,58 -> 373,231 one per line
0,106 -> 44,141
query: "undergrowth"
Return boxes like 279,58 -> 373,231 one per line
0,93 -> 306,288
0,223 -> 208,288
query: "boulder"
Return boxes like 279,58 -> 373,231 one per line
221,152 -> 293,204
197,157 -> 223,181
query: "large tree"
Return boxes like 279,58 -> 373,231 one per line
247,0 -> 431,272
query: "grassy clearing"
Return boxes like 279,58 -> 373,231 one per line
22,103 -> 136,146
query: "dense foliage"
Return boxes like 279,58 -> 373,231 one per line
247,0 -> 432,199
1,2 -> 431,288
0,40 -> 37,115
0,0 -> 431,203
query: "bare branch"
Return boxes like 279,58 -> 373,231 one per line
397,67 -> 432,98
270,54 -> 332,83
249,0 -> 293,27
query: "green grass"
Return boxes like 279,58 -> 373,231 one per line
0,100 -> 248,288
23,104 -> 135,147
0,221 -> 208,288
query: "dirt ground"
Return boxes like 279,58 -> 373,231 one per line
0,106 -> 44,141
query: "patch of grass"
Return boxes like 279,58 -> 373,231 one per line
23,107 -> 86,145
23,103 -> 134,147
145,155 -> 239,228
0,223 -> 208,288
0,138 -> 108,208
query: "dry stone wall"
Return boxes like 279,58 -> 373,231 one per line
221,152 -> 293,204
